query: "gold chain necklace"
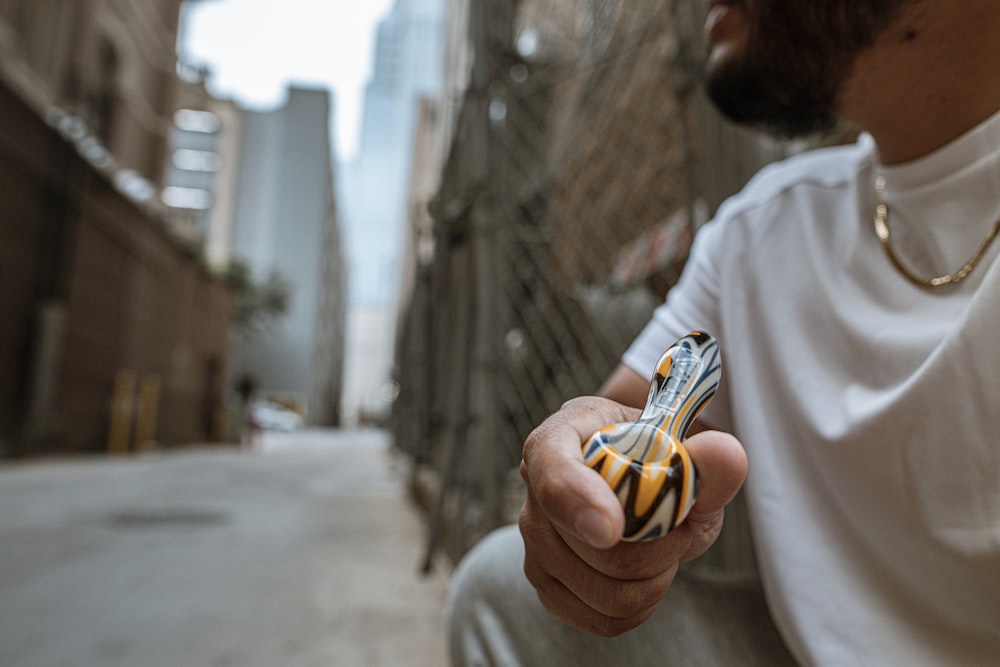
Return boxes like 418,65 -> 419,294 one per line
873,175 -> 1000,290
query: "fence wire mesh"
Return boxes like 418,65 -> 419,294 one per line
394,0 -> 804,567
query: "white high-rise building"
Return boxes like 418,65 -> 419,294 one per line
229,87 -> 347,426
341,0 -> 444,423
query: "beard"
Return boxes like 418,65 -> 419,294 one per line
705,1 -> 914,137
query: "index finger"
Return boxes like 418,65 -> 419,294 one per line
521,397 -> 640,549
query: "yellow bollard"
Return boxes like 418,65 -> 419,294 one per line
212,405 -> 231,443
134,373 -> 161,452
107,369 -> 136,454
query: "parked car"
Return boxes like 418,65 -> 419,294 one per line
251,401 -> 303,432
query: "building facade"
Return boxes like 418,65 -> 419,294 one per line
0,0 -> 186,191
0,0 -> 234,454
340,0 -> 445,423
348,0 -> 445,306
226,87 -> 347,427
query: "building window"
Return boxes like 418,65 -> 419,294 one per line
162,186 -> 213,210
172,149 -> 221,172
174,109 -> 221,133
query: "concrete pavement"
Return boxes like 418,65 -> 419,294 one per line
0,428 -> 451,666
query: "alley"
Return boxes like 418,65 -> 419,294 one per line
0,429 -> 450,667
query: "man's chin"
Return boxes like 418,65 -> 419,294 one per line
705,69 -> 838,138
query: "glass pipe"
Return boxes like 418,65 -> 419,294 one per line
582,331 -> 722,541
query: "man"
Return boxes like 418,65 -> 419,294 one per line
447,1 -> 1000,665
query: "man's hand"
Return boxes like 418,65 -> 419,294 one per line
518,396 -> 748,636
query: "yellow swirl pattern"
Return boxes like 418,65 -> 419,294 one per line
582,332 -> 721,541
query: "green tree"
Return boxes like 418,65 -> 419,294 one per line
218,259 -> 291,334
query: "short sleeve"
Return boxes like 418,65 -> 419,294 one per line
621,218 -> 731,430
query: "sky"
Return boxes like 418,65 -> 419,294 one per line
178,0 -> 394,162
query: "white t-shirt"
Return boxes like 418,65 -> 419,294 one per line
624,111 -> 1000,666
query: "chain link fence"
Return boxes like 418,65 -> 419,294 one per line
394,0 -> 801,568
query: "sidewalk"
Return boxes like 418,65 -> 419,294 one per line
0,428 -> 451,666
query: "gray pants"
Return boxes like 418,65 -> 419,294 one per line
446,525 -> 797,667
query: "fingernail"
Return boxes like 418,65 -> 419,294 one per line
575,509 -> 615,547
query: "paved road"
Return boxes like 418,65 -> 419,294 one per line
0,429 -> 451,667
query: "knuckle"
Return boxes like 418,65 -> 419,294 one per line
596,539 -> 687,580
531,475 -> 571,513
599,579 -> 667,619
517,501 -> 540,545
522,421 -> 551,459
521,554 -> 547,591
558,395 -> 590,411
517,491 -> 551,541
600,547 -> 650,579
680,510 -> 725,561
587,608 -> 654,637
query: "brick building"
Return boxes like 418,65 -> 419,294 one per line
0,0 -> 233,455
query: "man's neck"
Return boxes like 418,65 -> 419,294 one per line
838,1 -> 1000,165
